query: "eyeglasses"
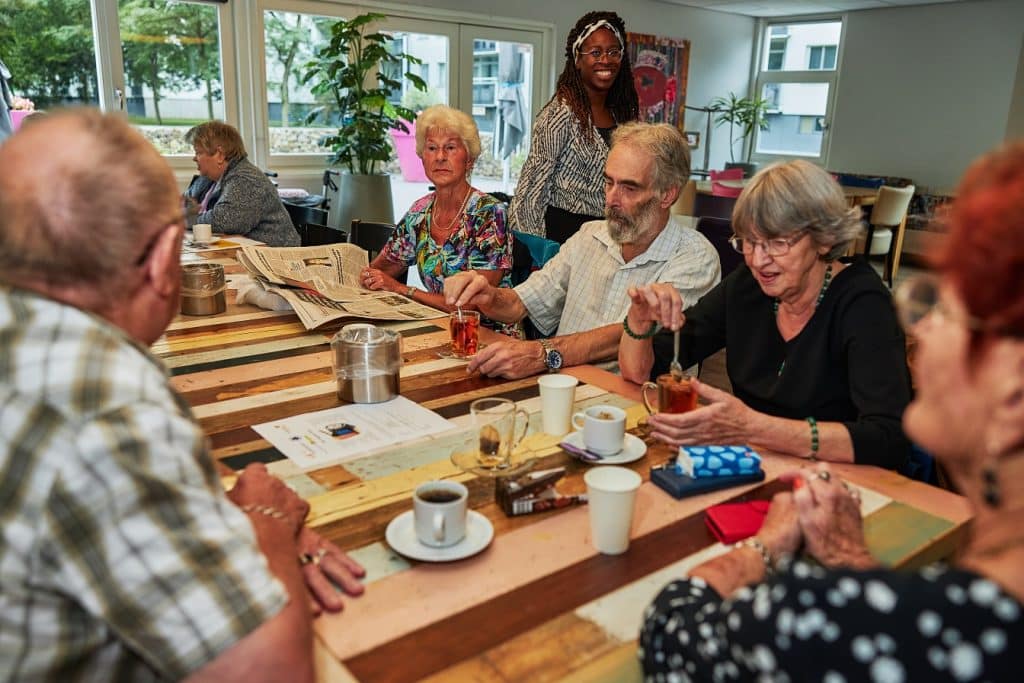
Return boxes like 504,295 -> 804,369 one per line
578,47 -> 623,61
728,232 -> 806,257
893,273 -> 990,333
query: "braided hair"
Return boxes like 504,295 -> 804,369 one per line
551,11 -> 639,140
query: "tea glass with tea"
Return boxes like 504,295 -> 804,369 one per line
449,310 -> 481,358
470,397 -> 529,470
641,373 -> 699,415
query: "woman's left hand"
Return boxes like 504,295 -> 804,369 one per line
646,379 -> 755,446
361,267 -> 402,293
296,526 -> 366,615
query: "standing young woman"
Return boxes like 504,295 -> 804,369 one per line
510,11 -> 639,244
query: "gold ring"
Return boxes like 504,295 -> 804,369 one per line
816,471 -> 831,482
299,549 -> 328,566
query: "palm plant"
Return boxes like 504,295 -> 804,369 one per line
302,12 -> 427,175
709,92 -> 771,164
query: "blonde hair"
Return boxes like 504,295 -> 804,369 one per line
732,160 -> 863,261
0,108 -> 180,296
185,120 -> 247,162
610,122 -> 691,194
414,105 -> 481,162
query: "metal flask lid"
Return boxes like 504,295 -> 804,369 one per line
331,324 -> 402,403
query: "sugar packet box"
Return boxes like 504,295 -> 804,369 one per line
676,445 -> 762,478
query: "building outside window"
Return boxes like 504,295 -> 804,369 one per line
807,45 -> 837,70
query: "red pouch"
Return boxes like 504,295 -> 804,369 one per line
704,500 -> 771,544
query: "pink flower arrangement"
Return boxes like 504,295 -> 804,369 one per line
11,96 -> 35,111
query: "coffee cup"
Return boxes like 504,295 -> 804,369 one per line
571,405 -> 626,456
537,374 -> 579,436
413,480 -> 468,547
584,466 -> 642,555
192,223 -> 213,244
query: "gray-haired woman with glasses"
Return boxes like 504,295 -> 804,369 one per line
619,159 -> 912,469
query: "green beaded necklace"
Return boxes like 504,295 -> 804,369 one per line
775,263 -> 833,376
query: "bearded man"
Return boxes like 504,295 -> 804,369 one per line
444,122 -> 720,379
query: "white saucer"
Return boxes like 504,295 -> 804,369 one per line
563,431 -> 647,465
385,510 -> 494,562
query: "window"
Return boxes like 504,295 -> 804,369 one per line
752,19 -> 843,161
807,45 -> 837,70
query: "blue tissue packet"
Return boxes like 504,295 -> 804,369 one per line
676,445 -> 762,478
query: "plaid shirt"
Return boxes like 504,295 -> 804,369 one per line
515,216 -> 721,337
0,287 -> 287,681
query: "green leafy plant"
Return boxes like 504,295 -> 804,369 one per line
709,92 -> 771,164
301,12 -> 427,175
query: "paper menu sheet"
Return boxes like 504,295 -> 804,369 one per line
252,396 -> 455,469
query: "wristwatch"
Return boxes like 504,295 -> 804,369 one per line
538,338 -> 563,373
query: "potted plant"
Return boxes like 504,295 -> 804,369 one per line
708,92 -> 770,178
302,12 -> 427,230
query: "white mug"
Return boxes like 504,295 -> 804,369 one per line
571,405 -> 626,456
413,481 -> 468,547
584,466 -> 642,555
192,223 -> 213,244
537,374 -> 579,436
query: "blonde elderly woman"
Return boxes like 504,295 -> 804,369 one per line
361,104 -> 517,336
620,160 -> 912,469
185,120 -> 299,247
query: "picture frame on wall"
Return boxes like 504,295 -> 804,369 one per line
626,32 -> 691,129
685,131 -> 700,149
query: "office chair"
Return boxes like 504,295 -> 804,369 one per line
349,219 -> 396,260
710,168 -> 744,198
695,216 -> 744,278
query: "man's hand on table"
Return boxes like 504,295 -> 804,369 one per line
468,339 -> 544,379
297,527 -> 366,615
227,463 -> 309,536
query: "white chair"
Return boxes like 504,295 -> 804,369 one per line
671,179 -> 697,217
863,184 -> 915,286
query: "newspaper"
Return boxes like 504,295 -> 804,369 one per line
237,243 -> 445,329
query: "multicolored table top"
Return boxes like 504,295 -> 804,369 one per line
157,258 -> 971,682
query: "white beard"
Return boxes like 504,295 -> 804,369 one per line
606,195 -> 660,244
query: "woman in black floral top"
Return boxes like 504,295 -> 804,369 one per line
640,142 -> 1024,682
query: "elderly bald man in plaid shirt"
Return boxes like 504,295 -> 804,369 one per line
0,109 -> 364,681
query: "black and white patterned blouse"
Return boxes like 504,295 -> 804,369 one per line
640,560 -> 1021,682
509,97 -> 610,237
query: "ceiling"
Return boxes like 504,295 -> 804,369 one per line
658,0 -> 974,18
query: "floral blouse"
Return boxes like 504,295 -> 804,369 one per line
381,189 -> 520,337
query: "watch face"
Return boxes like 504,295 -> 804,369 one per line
546,349 -> 563,370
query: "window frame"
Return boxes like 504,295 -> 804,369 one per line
750,14 -> 846,166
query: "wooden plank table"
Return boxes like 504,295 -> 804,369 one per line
696,180 -> 879,207
159,253 -> 972,682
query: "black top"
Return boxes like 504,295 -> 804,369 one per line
650,261 -> 912,469
641,562 -> 1022,682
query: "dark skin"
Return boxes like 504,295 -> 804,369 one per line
575,27 -> 621,128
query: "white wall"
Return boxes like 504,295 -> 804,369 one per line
829,0 -> 1024,192
394,0 -> 756,171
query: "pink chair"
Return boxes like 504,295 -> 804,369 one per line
710,168 -> 744,198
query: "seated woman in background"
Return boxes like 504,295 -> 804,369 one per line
640,141 -> 1023,681
360,104 -> 518,337
509,11 -> 638,244
185,120 -> 300,247
620,160 -> 912,469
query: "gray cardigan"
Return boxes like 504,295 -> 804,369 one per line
189,157 -> 300,247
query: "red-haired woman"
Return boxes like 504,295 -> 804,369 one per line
509,11 -> 638,244
641,143 -> 1024,681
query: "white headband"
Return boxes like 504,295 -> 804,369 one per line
572,20 -> 624,56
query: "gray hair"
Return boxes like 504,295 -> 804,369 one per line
0,108 -> 180,297
610,122 -> 691,194
732,159 -> 863,261
414,105 -> 482,163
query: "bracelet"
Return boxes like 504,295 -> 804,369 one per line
405,285 -> 417,299
806,416 -> 819,460
734,537 -> 773,575
240,504 -> 286,520
622,315 -> 660,339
